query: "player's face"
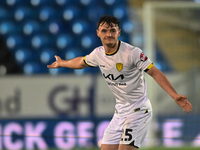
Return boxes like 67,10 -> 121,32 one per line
97,22 -> 121,48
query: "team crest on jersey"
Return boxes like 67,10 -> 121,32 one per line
116,63 -> 123,71
140,53 -> 148,61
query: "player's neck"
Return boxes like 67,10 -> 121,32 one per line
103,40 -> 119,54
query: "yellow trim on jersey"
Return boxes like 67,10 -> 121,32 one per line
147,63 -> 154,70
105,40 -> 120,56
83,56 -> 87,61
83,56 -> 94,67
105,47 -> 118,55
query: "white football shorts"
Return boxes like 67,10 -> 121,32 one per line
101,109 -> 152,148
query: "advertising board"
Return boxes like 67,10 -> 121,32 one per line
0,115 -> 199,149
0,75 -> 94,118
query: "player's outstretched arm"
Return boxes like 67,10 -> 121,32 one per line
146,65 -> 192,113
47,55 -> 88,69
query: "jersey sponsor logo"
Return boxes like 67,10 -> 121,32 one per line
107,81 -> 127,86
103,73 -> 126,86
140,53 -> 148,61
100,65 -> 105,67
116,63 -> 123,71
103,73 -> 124,80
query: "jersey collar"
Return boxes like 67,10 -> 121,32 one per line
105,40 -> 121,56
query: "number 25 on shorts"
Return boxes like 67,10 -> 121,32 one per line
121,129 -> 133,141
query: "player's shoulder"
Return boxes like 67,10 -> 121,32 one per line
120,41 -> 142,54
88,46 -> 104,57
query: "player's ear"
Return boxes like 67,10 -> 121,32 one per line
96,29 -> 100,37
118,29 -> 121,37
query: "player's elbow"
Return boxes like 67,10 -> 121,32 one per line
76,63 -> 88,69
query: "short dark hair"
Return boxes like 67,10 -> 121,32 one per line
97,14 -> 121,29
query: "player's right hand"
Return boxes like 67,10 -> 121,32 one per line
47,55 -> 61,68
174,94 -> 192,113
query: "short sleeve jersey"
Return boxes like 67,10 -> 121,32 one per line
84,41 -> 153,118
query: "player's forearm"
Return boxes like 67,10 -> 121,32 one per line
152,71 -> 178,99
60,57 -> 87,69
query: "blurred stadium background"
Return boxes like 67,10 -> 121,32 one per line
0,0 -> 200,149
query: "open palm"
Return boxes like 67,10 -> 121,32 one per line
47,55 -> 61,68
174,95 -> 192,113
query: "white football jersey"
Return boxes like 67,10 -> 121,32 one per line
84,41 -> 153,118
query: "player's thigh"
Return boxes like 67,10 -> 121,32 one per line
101,116 -> 124,145
120,111 -> 152,148
101,144 -> 119,150
118,144 -> 138,150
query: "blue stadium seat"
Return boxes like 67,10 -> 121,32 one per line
23,61 -> 43,75
103,0 -> 126,7
30,0 -> 51,7
48,21 -> 66,35
40,48 -> 56,65
6,35 -> 23,50
0,0 -> 137,75
55,0 -> 67,5
48,22 -> 60,35
31,34 -> 49,49
14,6 -> 36,22
112,6 -> 128,21
103,0 -> 116,6
6,0 -> 29,7
86,6 -> 106,23
0,21 -> 18,36
78,0 -> 97,8
15,48 -> 32,64
56,34 -> 73,50
71,20 -> 90,35
55,0 -> 74,6
62,6 -> 80,22
42,20 -> 67,35
39,7 -> 56,22
64,47 -> 82,60
23,20 -> 41,36
80,34 -> 98,50
121,21 -> 135,34
79,0 -> 91,6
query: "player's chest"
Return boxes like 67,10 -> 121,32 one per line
97,54 -> 132,74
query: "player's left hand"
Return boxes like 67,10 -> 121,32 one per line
174,95 -> 192,113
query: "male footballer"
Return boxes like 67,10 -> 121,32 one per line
47,15 -> 192,150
